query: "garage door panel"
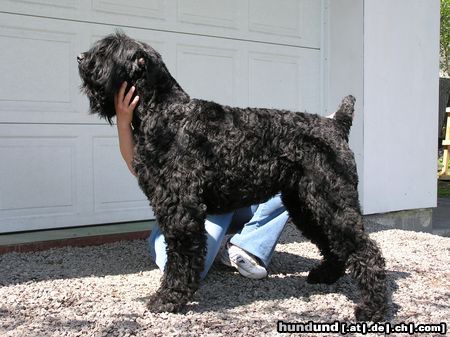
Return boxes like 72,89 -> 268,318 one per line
0,0 -> 82,18
92,0 -> 166,20
92,136 -> 151,214
0,125 -> 153,233
249,0 -> 303,38
246,44 -> 321,114
0,136 -> 77,218
249,52 -> 301,111
1,0 -> 80,10
0,1 -> 321,48
174,0 -> 321,48
0,14 -> 87,123
176,44 -> 239,106
177,0 -> 239,29
0,27 -> 74,111
0,130 -> 81,233
173,36 -> 321,112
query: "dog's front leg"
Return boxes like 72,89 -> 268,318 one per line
147,202 -> 207,313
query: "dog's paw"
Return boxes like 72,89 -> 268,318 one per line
147,291 -> 188,313
306,262 -> 345,285
354,305 -> 386,322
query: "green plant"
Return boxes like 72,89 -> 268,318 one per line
441,0 -> 450,76
438,180 -> 450,198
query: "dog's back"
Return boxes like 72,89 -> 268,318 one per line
180,97 -> 357,213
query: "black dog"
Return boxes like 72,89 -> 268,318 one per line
78,32 -> 387,321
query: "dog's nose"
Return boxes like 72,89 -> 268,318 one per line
77,53 -> 85,64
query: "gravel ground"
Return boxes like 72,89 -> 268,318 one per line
0,222 -> 449,337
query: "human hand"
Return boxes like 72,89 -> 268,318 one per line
114,82 -> 139,127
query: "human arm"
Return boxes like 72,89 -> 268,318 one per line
115,82 -> 139,176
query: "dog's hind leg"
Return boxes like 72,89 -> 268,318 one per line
281,191 -> 346,284
334,210 -> 387,322
282,177 -> 387,321
147,186 -> 207,313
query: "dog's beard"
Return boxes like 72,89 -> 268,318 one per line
78,62 -> 120,124
79,79 -> 115,124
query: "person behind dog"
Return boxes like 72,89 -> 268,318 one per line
115,82 -> 289,279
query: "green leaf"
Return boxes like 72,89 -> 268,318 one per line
441,0 -> 450,75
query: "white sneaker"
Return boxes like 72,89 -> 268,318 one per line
219,243 -> 267,279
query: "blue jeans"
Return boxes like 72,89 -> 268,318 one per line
148,194 -> 288,279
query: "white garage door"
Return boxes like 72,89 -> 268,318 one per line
0,0 -> 323,233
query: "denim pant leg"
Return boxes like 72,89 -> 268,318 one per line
148,212 -> 234,279
229,194 -> 288,267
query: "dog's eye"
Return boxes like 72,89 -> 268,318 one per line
138,57 -> 145,66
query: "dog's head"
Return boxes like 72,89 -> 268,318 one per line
77,32 -> 166,124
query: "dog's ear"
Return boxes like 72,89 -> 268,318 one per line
142,54 -> 174,92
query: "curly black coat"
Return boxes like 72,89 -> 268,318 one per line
78,32 -> 388,321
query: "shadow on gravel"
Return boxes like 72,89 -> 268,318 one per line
0,240 -> 157,286
191,264 -> 407,321
132,250 -> 408,322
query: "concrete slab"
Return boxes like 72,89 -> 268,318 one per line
361,198 -> 450,237
432,198 -> 450,235
0,220 -> 155,248
365,208 -> 433,233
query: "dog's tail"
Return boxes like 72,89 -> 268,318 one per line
332,95 -> 356,139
